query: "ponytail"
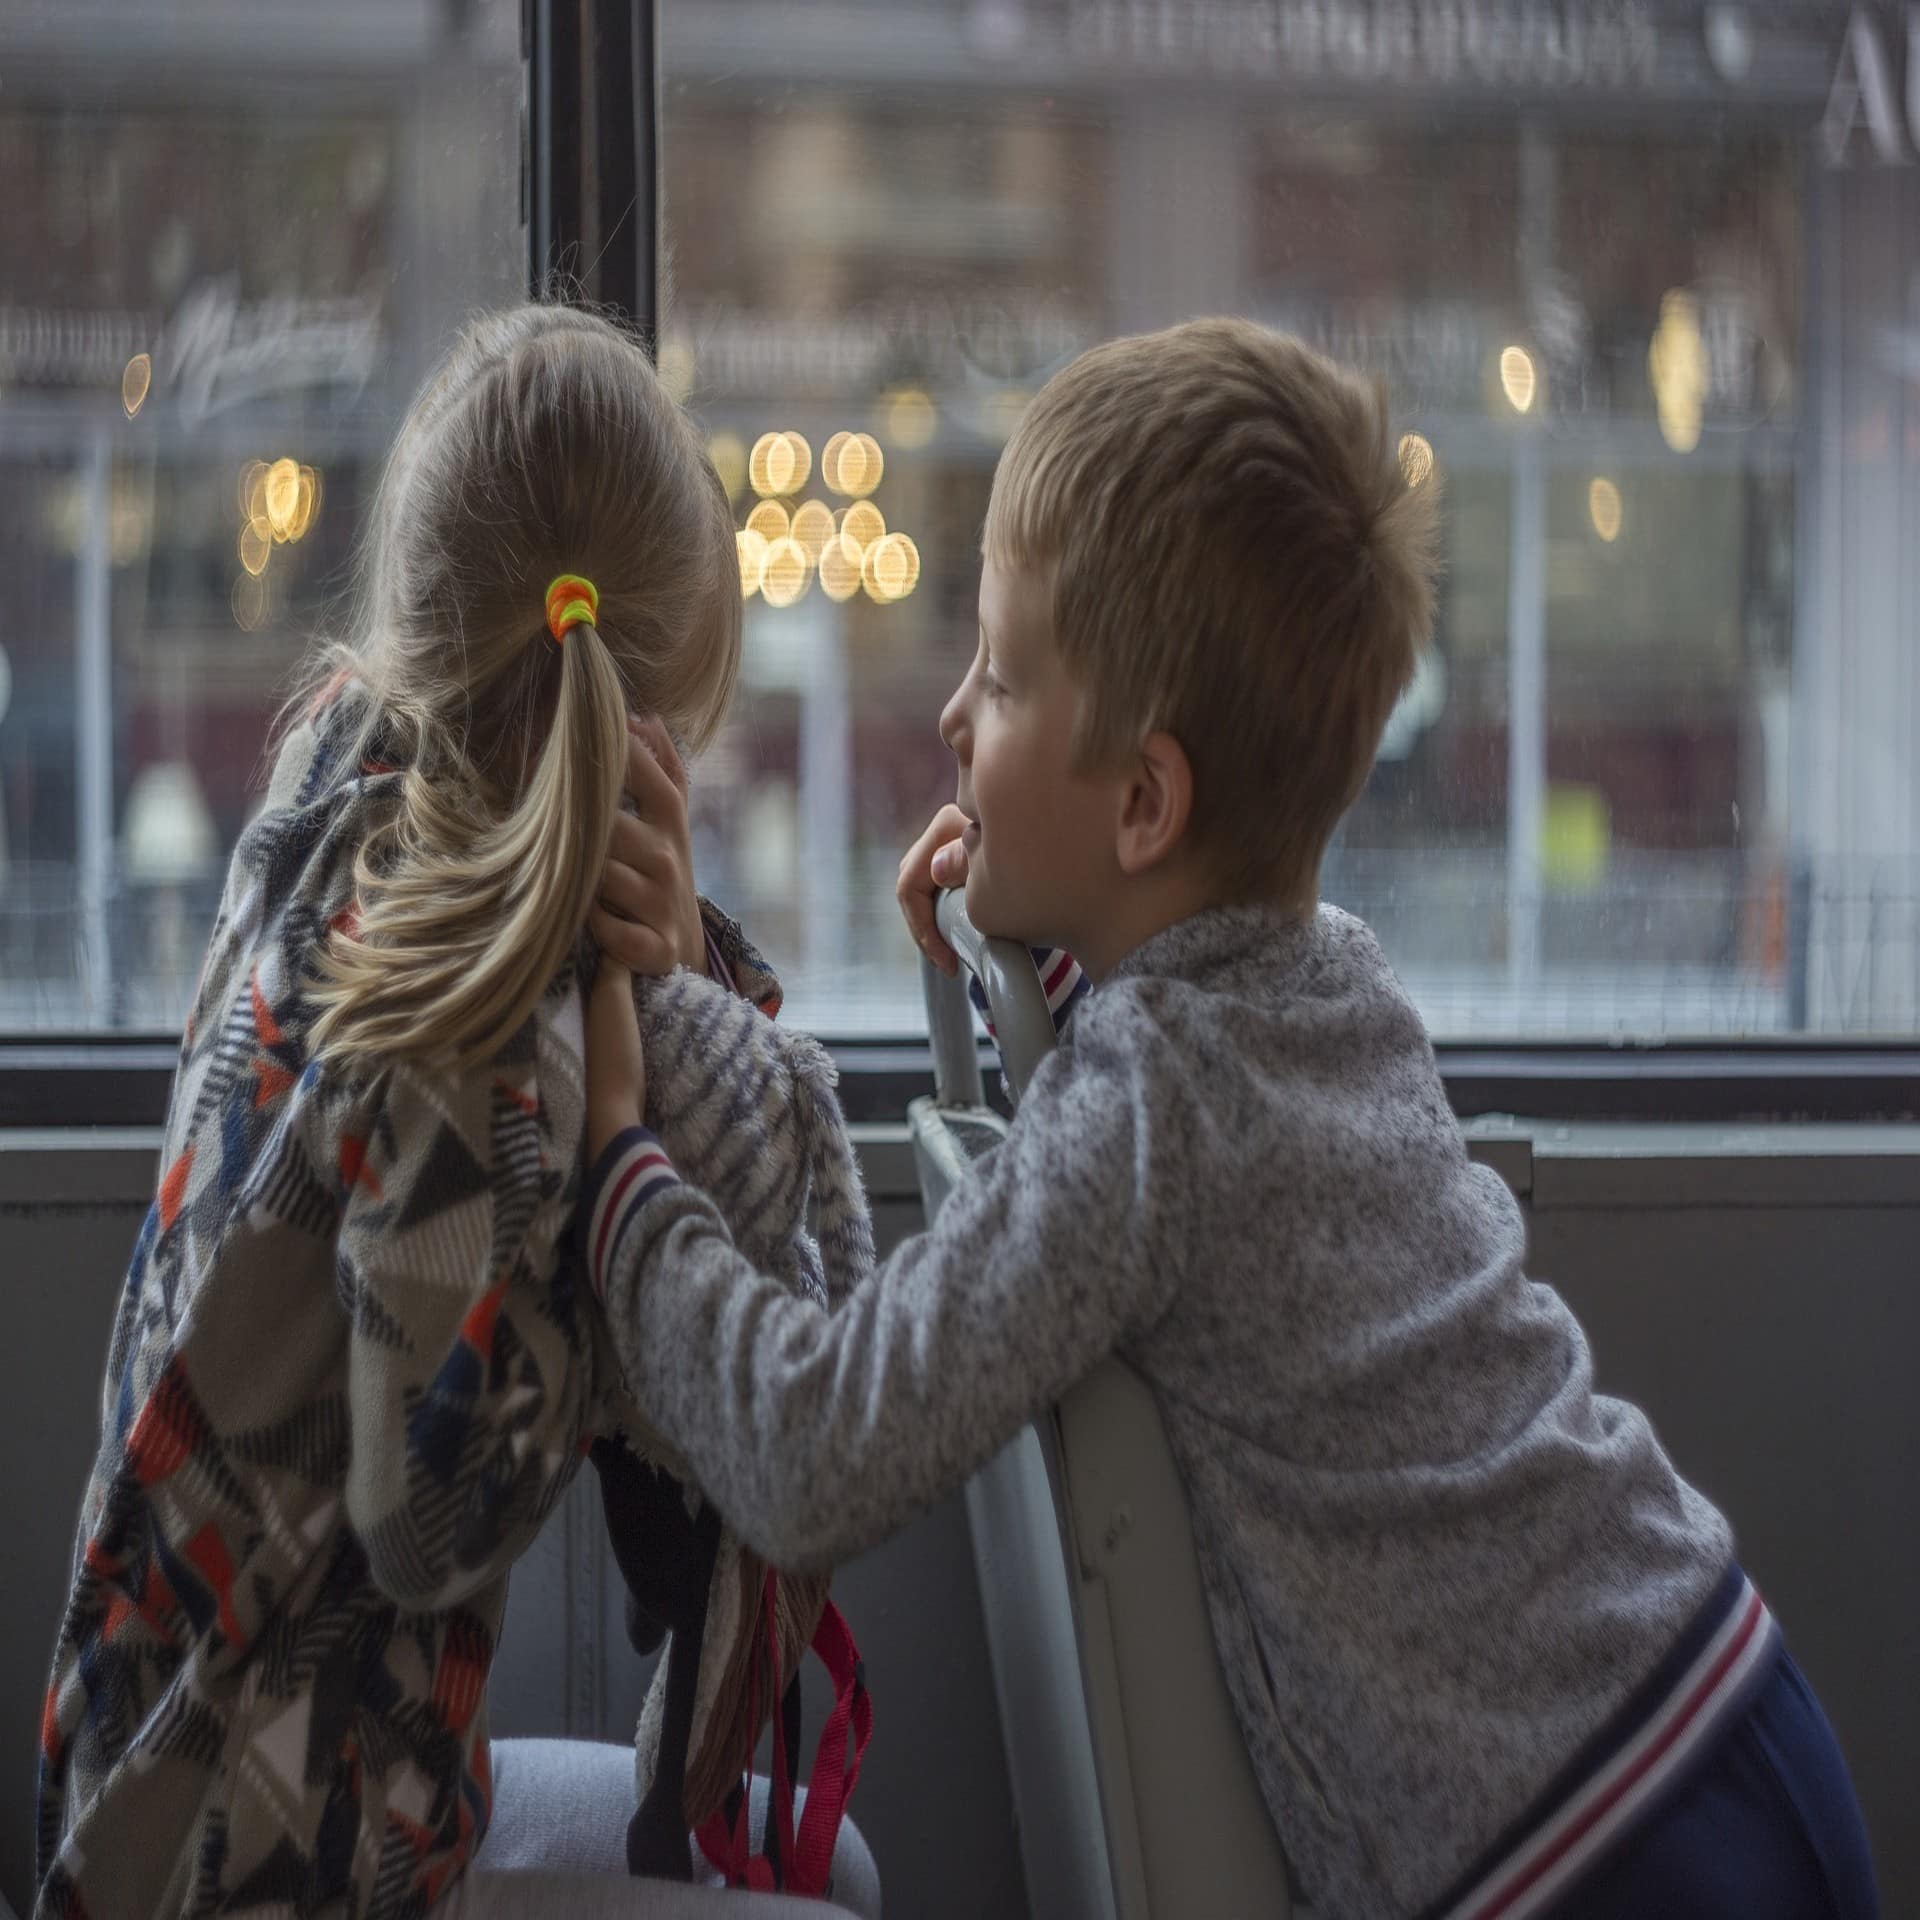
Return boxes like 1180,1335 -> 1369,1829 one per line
307,620 -> 628,1071
294,302 -> 741,1073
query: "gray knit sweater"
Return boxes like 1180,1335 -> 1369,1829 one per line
590,904 -> 1734,1917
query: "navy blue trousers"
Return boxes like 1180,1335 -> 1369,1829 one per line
1552,1653 -> 1878,1919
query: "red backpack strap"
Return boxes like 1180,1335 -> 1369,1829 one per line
789,1599 -> 873,1896
692,1580 -> 874,1899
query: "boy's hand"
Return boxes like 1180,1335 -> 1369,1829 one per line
592,717 -> 705,978
896,803 -> 972,976
586,956 -> 647,1163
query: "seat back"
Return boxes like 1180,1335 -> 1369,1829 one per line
914,896 -> 1298,1919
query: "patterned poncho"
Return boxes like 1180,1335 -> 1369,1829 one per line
34,678 -> 778,1919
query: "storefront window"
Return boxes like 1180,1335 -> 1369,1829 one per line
2,0 -> 1915,1041
0,1 -> 521,1027
661,0 -> 1918,1036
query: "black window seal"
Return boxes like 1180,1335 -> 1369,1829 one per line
3,1036 -> 1916,1132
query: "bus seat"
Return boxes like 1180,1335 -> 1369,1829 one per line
911,892 -> 1302,1920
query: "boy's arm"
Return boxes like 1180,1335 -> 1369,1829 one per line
585,1017 -> 1183,1574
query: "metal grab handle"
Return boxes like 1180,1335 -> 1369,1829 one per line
919,889 -> 1059,1112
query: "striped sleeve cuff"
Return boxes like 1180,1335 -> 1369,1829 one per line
585,1127 -> 682,1302
968,947 -> 1088,1039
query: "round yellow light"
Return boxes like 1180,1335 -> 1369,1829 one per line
1499,346 -> 1537,415
121,352 -> 151,418
1588,477 -> 1623,543
748,432 -> 785,498
265,458 -> 301,539
760,536 -> 812,608
835,433 -> 884,498
736,528 -> 770,599
231,570 -> 268,631
821,431 -> 852,495
745,499 -> 791,544
840,500 -> 886,555
239,521 -> 271,577
885,388 -> 937,448
781,431 -> 812,493
1398,432 -> 1434,489
289,466 -> 319,542
818,532 -> 862,602
1649,292 -> 1707,454
246,471 -> 271,540
864,532 -> 920,602
708,432 -> 748,501
766,433 -> 799,496
238,460 -> 268,521
790,499 -> 836,562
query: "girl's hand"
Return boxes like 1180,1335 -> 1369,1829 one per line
586,956 -> 647,1162
592,716 -> 705,978
896,802 -> 971,976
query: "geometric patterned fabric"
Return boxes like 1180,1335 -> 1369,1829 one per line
33,677 -> 780,1918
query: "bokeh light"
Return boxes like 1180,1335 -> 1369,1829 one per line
821,431 -> 852,494
790,499 -> 836,561
239,521 -> 270,577
781,431 -> 813,493
760,535 -> 812,608
884,388 -> 937,448
840,500 -> 886,555
1649,292 -> 1708,453
736,528 -> 770,599
863,532 -> 921,602
265,458 -> 301,540
231,570 -> 268,631
1398,432 -> 1434,488
833,433 -> 883,498
1499,346 -> 1537,414
818,532 -> 862,602
745,499 -> 791,544
1589,477 -> 1623,542
121,352 -> 151,418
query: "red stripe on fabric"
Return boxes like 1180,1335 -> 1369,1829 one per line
591,1149 -> 672,1285
1467,1590 -> 1767,1920
1044,952 -> 1075,996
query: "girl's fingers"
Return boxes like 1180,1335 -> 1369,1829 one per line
590,907 -> 678,978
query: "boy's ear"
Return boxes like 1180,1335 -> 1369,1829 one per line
1114,729 -> 1195,877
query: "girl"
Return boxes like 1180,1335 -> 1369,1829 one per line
33,304 -> 877,1920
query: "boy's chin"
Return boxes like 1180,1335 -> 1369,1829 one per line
963,872 -> 1046,951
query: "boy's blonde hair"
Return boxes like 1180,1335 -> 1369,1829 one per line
301,303 -> 739,1070
983,317 -> 1438,899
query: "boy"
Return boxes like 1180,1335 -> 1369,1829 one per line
582,320 -> 1876,1918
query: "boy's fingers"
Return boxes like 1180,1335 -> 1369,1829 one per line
897,811 -> 972,977
628,714 -> 690,803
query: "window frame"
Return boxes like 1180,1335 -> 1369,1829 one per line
4,1 -> 1917,1133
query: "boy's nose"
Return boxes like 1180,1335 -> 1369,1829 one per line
938,683 -> 969,760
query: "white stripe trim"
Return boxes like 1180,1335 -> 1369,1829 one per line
588,1138 -> 678,1299
1443,1579 -> 1777,1920
604,1171 -> 680,1277
1041,951 -> 1084,1014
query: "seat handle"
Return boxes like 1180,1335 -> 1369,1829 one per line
922,889 -> 1058,1112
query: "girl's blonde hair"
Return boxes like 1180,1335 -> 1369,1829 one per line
302,303 -> 740,1070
